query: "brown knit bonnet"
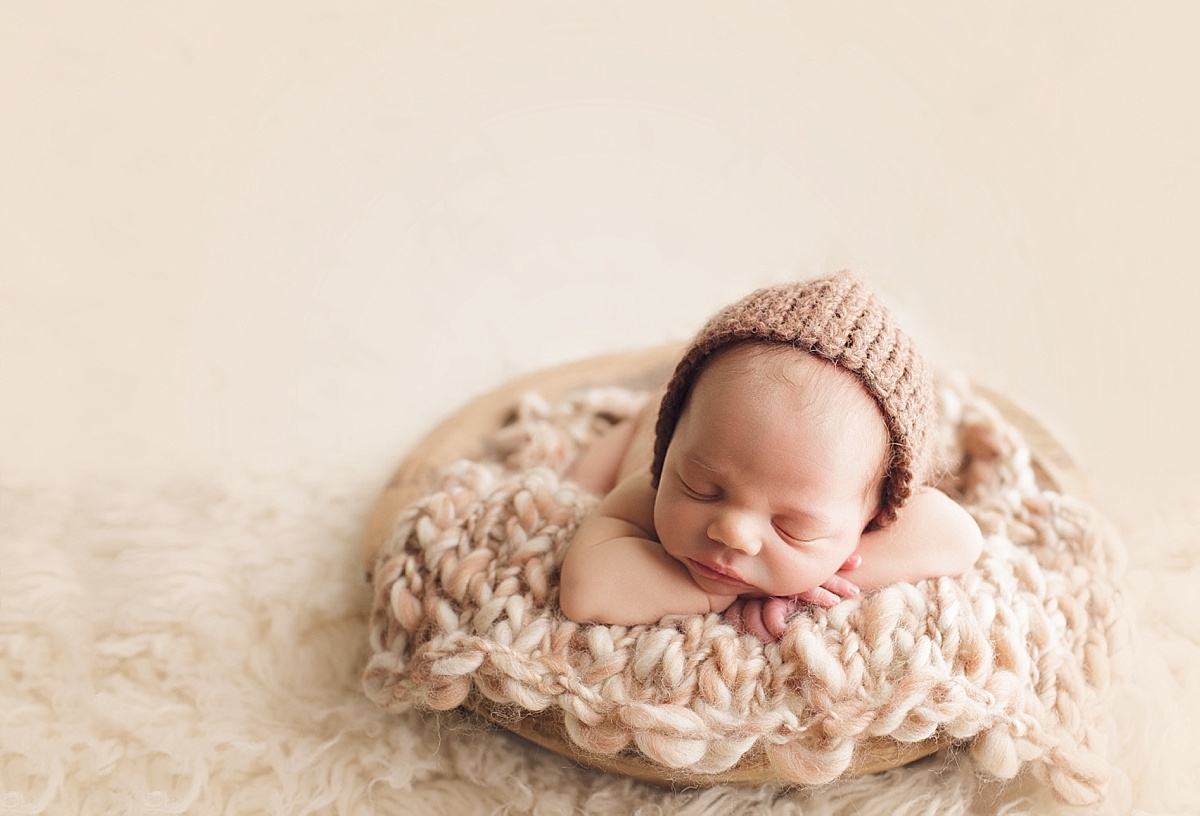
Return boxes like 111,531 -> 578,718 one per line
650,272 -> 938,528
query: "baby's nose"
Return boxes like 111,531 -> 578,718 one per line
708,513 -> 762,556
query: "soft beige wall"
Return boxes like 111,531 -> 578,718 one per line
3,1 -> 1198,519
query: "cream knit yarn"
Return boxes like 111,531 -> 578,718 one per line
364,379 -> 1127,805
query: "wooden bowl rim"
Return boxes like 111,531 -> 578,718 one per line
365,344 -> 1086,786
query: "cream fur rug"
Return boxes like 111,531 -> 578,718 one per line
2,467 -> 1197,814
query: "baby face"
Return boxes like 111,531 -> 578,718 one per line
653,343 -> 888,600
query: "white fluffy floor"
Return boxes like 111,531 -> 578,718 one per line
6,2 -> 1199,813
3,469 -> 1197,815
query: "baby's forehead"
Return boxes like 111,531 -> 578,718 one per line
685,342 -> 891,479
698,342 -> 875,406
689,363 -> 884,444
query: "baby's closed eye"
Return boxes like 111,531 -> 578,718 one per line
678,476 -> 720,502
772,521 -> 817,543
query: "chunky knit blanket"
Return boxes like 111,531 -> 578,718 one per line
363,377 -> 1127,805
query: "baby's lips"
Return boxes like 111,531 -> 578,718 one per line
689,558 -> 754,589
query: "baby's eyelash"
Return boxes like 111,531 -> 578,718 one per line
678,478 -> 718,501
773,523 -> 812,543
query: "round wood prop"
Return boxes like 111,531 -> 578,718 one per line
364,345 -> 1086,787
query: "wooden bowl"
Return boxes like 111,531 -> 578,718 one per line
364,345 -> 1084,787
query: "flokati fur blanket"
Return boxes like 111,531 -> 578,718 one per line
2,401 -> 1197,814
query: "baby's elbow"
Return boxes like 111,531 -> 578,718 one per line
951,511 -> 984,575
557,581 -> 593,624
557,550 -> 603,624
558,583 -> 619,625
922,489 -> 984,577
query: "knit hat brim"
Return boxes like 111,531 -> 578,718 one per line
650,272 -> 937,527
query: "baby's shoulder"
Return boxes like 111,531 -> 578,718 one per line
596,469 -> 659,539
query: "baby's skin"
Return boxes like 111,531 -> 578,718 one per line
559,343 -> 984,642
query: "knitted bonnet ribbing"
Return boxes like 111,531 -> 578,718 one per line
649,272 -> 938,527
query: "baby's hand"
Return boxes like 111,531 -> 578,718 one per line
724,555 -> 862,643
792,553 -> 862,608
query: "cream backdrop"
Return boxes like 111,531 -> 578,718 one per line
3,2 -> 1199,814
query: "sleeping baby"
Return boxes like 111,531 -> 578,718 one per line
559,273 -> 983,642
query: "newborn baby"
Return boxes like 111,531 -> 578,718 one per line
559,273 -> 983,642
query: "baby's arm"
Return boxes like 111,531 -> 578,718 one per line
848,487 -> 983,590
567,416 -> 639,496
559,470 -> 732,625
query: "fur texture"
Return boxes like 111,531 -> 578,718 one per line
2,439 -> 1197,814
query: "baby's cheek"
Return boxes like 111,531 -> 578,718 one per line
654,497 -> 694,553
777,549 -> 842,595
653,491 -> 679,528
651,495 -> 667,541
